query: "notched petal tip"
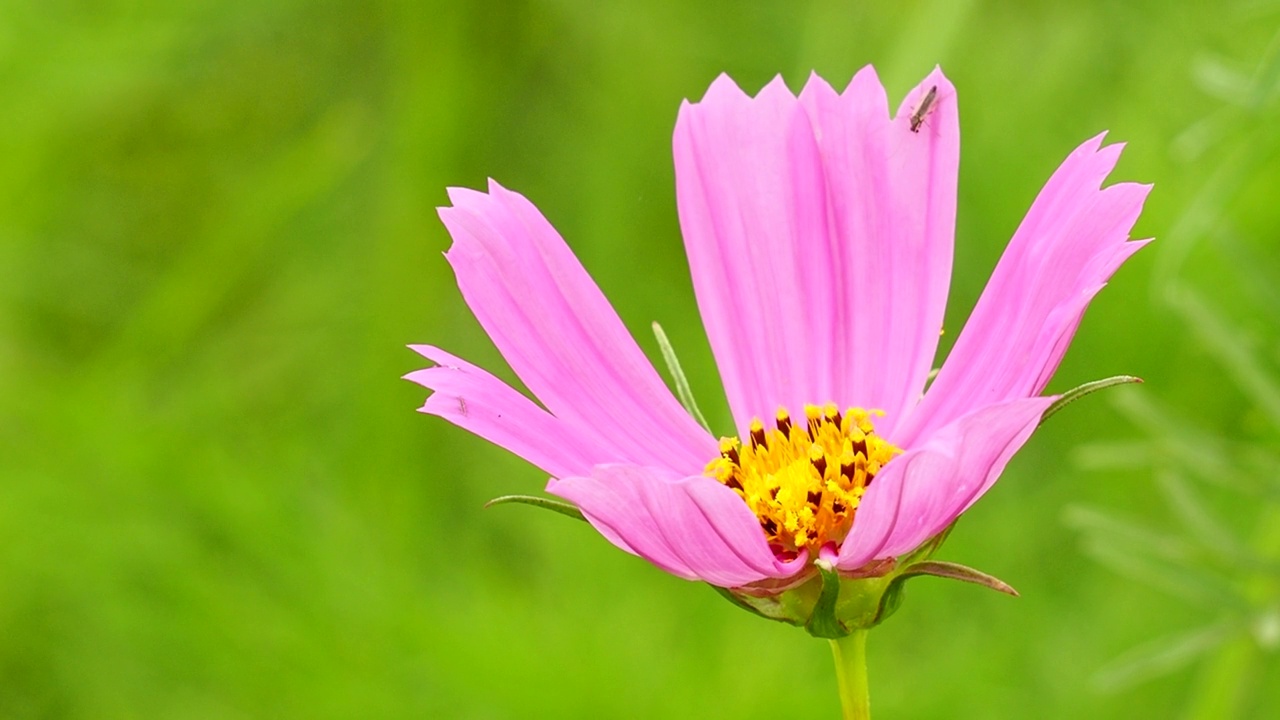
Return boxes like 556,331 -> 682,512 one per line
443,184 -> 487,209
802,68 -> 835,92
845,64 -> 882,92
798,71 -> 839,104
758,73 -> 796,100
919,64 -> 953,89
406,343 -> 442,361
699,73 -> 749,104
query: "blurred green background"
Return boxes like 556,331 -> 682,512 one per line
3,0 -> 1279,717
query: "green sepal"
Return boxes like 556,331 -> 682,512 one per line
1041,375 -> 1143,425
709,527 -> 1014,635
876,559 -> 1018,630
805,560 -> 850,639
710,585 -> 778,622
484,494 -> 586,522
896,560 -> 1019,596
875,574 -> 908,626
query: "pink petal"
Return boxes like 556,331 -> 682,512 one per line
836,396 -> 1054,570
403,345 -> 601,479
673,68 -> 959,437
896,136 -> 1151,447
438,182 -> 716,475
673,74 -> 832,434
797,66 -> 959,437
548,464 -> 807,587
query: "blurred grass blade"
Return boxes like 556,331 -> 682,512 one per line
1246,23 -> 1280,108
1172,106 -> 1233,161
1213,225 -> 1280,314
1063,504 -> 1198,564
1240,446 -> 1280,496
1092,622 -> 1234,693
1169,287 -> 1280,430
1072,440 -> 1155,471
1155,470 -> 1259,567
1079,538 -> 1246,609
1191,54 -> 1252,103
1153,145 -> 1255,291
485,495 -> 586,522
1109,391 -> 1253,494
652,321 -> 710,431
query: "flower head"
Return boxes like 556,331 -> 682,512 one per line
407,67 -> 1150,594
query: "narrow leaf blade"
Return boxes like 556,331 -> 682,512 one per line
652,321 -> 710,431
1041,375 -> 1144,425
485,494 -> 586,522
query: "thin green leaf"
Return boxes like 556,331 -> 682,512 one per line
1040,375 -> 1143,425
484,494 -> 586,522
897,560 -> 1019,596
652,321 -> 710,431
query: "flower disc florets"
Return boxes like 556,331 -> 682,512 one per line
706,404 -> 900,557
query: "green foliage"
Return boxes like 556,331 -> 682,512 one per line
2,1 -> 1279,718
1067,18 -> 1280,719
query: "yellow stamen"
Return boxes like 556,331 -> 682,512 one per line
705,404 -> 901,557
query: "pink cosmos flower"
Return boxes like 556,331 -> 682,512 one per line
407,67 -> 1150,590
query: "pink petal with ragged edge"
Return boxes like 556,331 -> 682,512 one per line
673,74 -> 834,435
548,464 -> 807,587
403,345 -> 601,479
438,182 -> 715,475
895,136 -> 1151,447
836,396 -> 1054,570
797,67 -> 959,438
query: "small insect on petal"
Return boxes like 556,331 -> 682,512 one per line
909,85 -> 938,133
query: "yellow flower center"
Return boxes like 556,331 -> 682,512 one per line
705,404 -> 901,557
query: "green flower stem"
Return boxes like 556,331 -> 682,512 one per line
829,630 -> 871,720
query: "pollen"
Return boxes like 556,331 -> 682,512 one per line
705,404 -> 901,557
